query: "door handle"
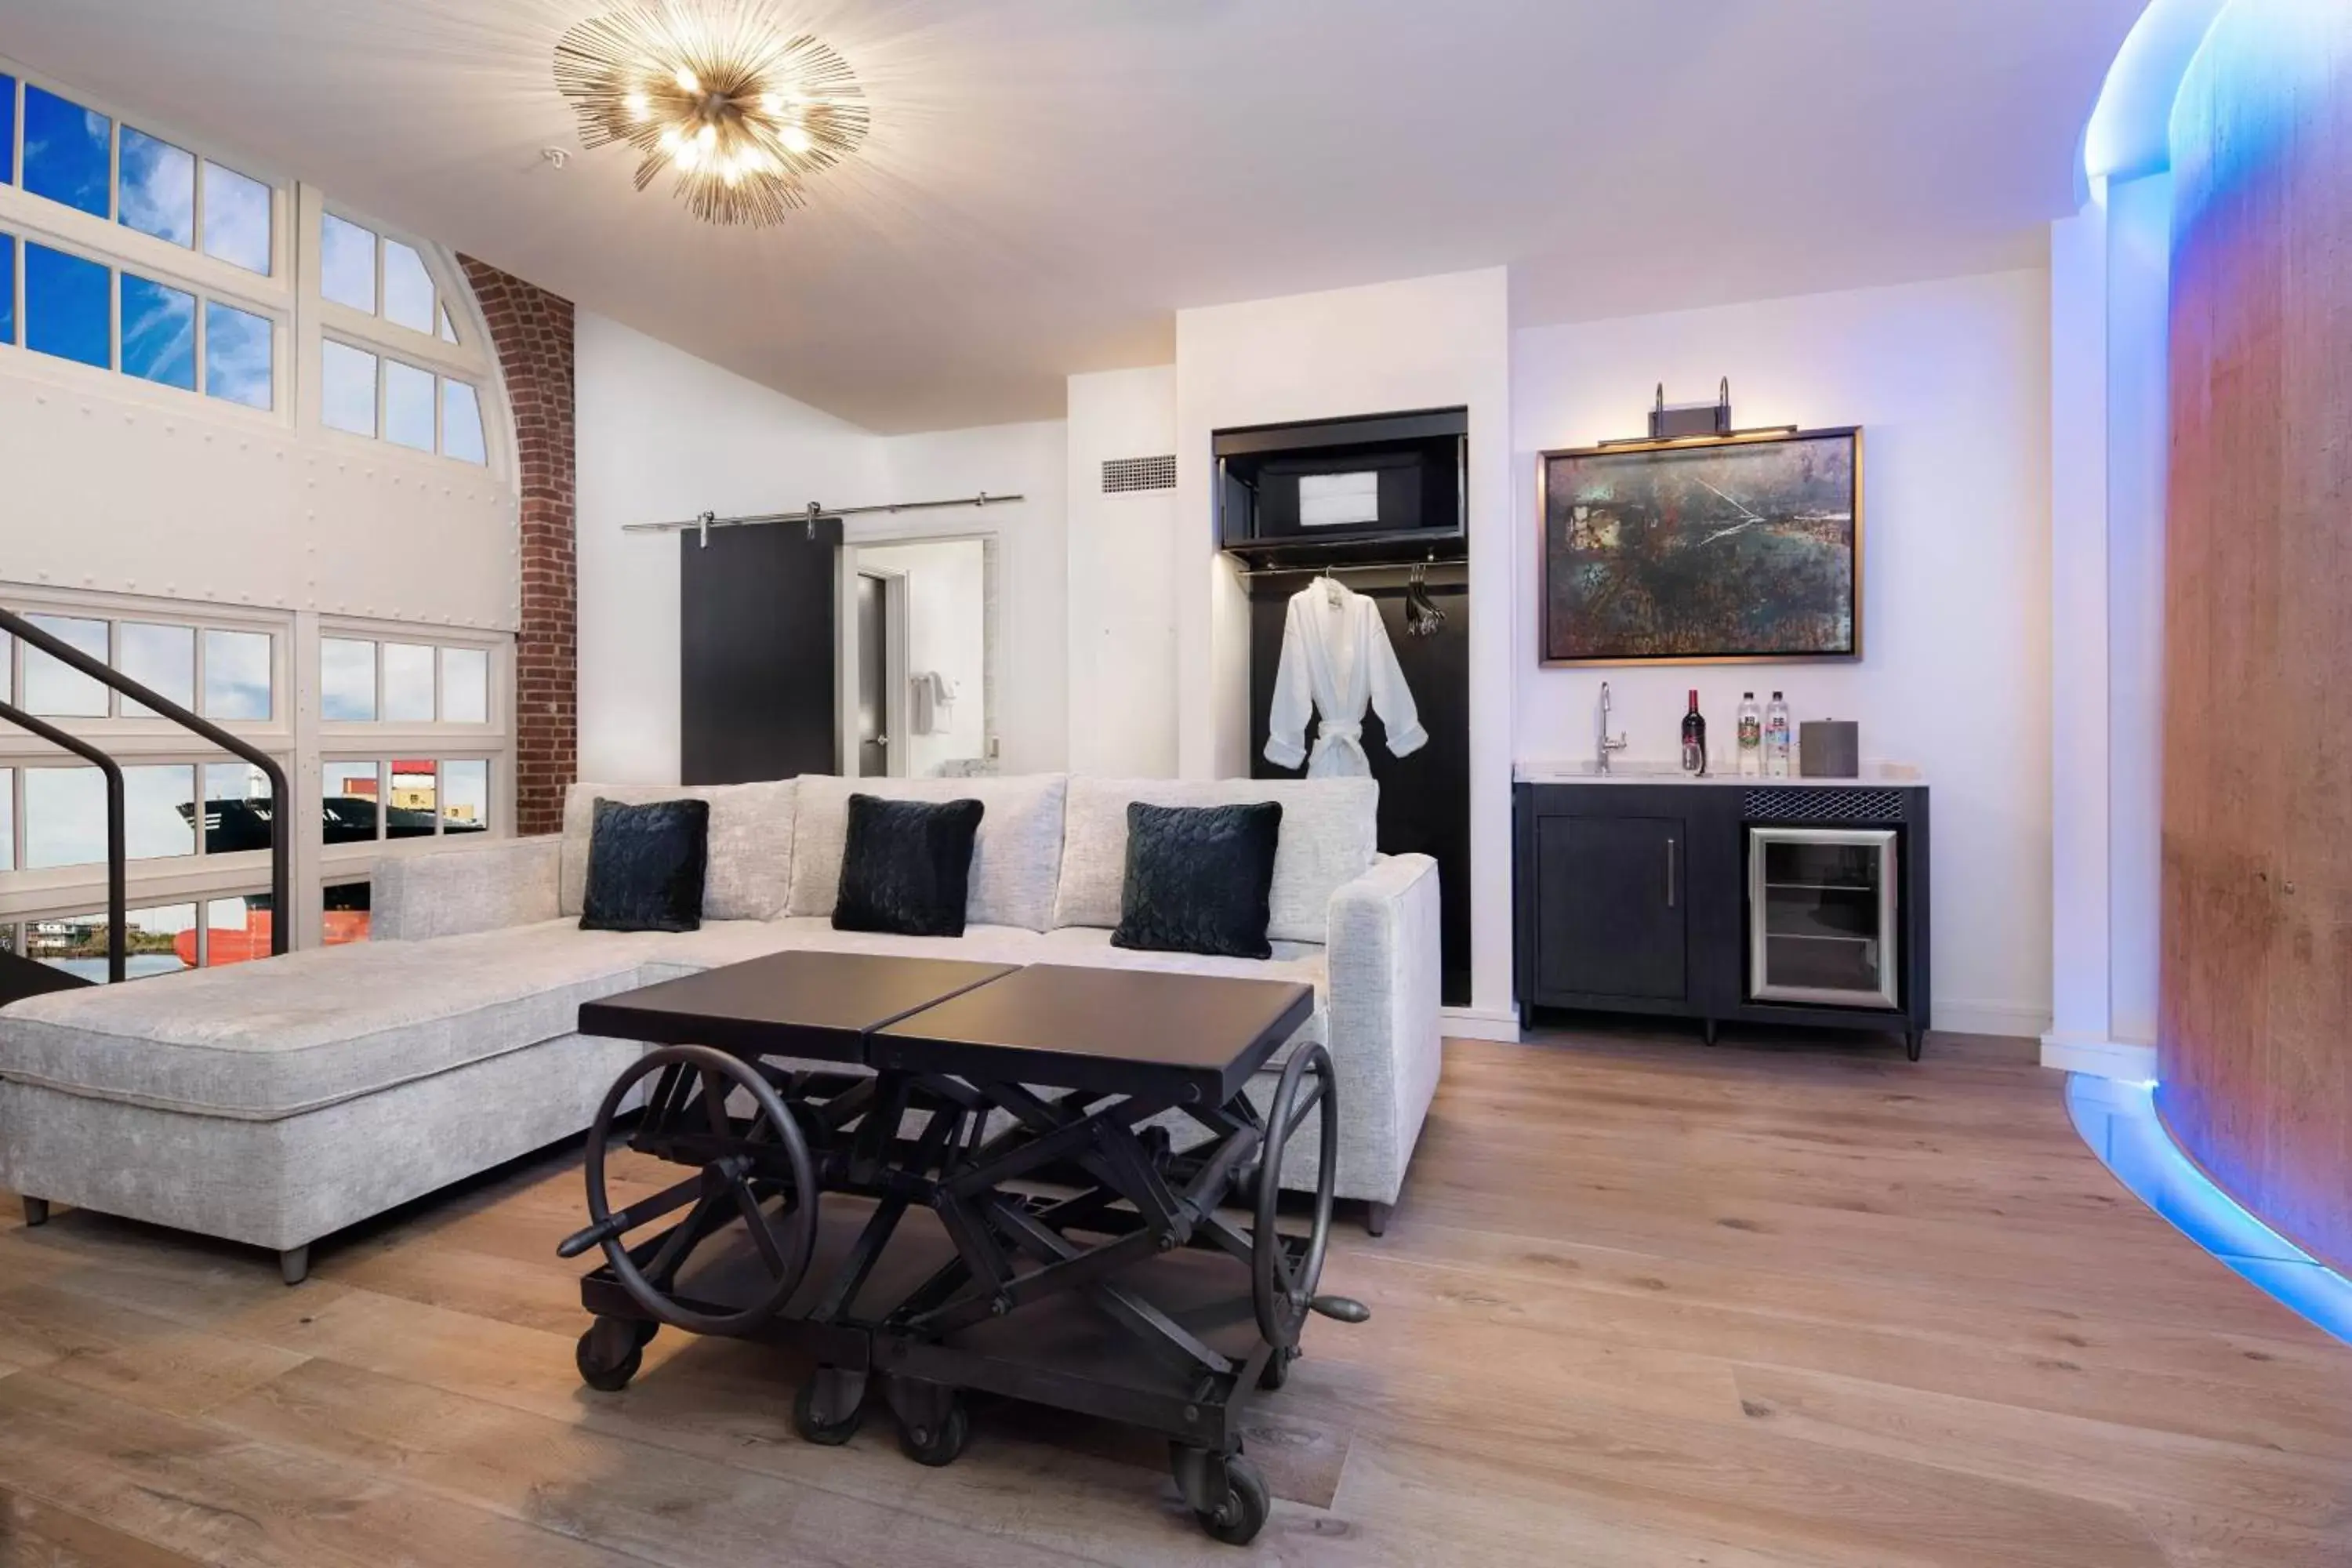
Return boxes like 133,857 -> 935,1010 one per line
1666,837 -> 1677,908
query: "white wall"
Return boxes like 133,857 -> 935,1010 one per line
851,539 -> 987,777
1065,367 -> 1180,778
1513,270 -> 2056,1038
1173,269 -> 1518,1031
575,314 -> 1066,783
2044,170 -> 2172,1080
0,318 -> 516,630
574,310 -> 885,783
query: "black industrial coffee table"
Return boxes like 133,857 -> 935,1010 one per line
561,950 -> 1357,1547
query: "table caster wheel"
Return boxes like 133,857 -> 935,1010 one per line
1194,1454 -> 1270,1546
896,1397 -> 969,1468
793,1380 -> 863,1445
1258,1345 -> 1298,1391
575,1317 -> 647,1392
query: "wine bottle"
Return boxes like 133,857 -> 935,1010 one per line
1681,689 -> 1708,775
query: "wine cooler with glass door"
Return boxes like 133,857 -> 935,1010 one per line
1747,827 -> 1900,1010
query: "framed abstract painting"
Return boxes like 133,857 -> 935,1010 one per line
1537,427 -> 1863,664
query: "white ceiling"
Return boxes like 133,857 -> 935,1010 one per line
0,0 -> 2143,432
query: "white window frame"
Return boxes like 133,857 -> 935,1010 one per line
0,53 -> 513,481
0,55 -> 522,964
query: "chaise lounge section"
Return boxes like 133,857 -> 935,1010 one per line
0,774 -> 1440,1280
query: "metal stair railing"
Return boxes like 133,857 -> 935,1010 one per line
0,605 -> 292,982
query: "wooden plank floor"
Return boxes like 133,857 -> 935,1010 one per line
3,1025 -> 2349,1566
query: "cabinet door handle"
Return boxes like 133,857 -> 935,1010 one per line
1667,837 -> 1677,908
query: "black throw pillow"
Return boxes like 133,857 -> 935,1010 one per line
579,797 -> 709,933
1112,800 -> 1283,960
833,793 -> 985,938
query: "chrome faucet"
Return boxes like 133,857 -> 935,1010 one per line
1596,681 -> 1629,774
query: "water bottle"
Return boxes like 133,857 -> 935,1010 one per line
1765,691 -> 1793,778
1737,692 -> 1762,778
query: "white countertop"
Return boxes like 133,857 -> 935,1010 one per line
1515,759 -> 1926,787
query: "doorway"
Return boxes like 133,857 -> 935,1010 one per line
853,569 -> 907,778
840,537 -> 992,779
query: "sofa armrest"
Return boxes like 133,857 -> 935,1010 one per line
372,835 -> 561,942
1321,852 -> 1443,1207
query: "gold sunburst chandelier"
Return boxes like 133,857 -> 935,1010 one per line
554,2 -> 869,227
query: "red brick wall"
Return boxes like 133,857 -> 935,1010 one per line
460,257 -> 575,837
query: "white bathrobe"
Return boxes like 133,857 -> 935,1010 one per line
1264,577 -> 1428,777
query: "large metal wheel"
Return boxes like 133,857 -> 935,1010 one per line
1253,1040 -> 1338,1348
578,1044 -> 819,1337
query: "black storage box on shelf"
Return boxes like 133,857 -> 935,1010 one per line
1215,407 -> 1467,569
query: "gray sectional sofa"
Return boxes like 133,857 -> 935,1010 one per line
0,774 -> 1442,1281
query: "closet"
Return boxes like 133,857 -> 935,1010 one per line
1218,408 -> 1472,1006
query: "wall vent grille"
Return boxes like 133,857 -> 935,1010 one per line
1742,788 -> 1907,823
1102,454 -> 1177,493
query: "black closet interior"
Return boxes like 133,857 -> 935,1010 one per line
1220,408 -> 1473,1007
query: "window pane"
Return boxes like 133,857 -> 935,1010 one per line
201,161 -> 271,274
22,86 -> 110,218
0,768 -> 12,872
321,341 -> 376,436
204,896 -> 271,967
202,761 -> 273,855
383,359 -> 434,451
437,304 -> 457,343
118,621 -> 194,717
1,234 -> 14,346
383,239 -> 434,333
201,628 -> 272,719
443,759 -> 489,833
321,212 -> 375,311
442,379 -> 486,465
0,74 -> 14,186
126,764 -> 196,860
388,759 -> 436,839
441,647 -> 488,723
29,904 -> 197,983
25,243 -> 112,369
22,764 -> 194,866
324,880 -> 371,946
23,613 -> 110,717
121,274 -> 197,390
383,641 -> 434,721
204,301 -> 273,410
118,128 -> 194,247
322,762 -> 380,843
321,637 -> 376,720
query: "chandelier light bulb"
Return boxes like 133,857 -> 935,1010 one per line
556,5 -> 870,225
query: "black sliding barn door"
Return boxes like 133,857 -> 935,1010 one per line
680,518 -> 842,783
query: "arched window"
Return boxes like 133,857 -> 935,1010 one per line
0,53 -> 520,969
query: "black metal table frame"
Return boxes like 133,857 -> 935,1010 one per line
563,1005 -> 1341,1543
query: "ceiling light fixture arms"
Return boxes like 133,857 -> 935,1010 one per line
554,2 -> 869,227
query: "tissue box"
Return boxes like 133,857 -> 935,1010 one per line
1799,720 -> 1859,778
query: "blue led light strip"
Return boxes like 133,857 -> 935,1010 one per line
2067,1074 -> 2352,1345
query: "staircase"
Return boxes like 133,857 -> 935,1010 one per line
0,604 -> 292,1009
0,947 -> 93,1007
